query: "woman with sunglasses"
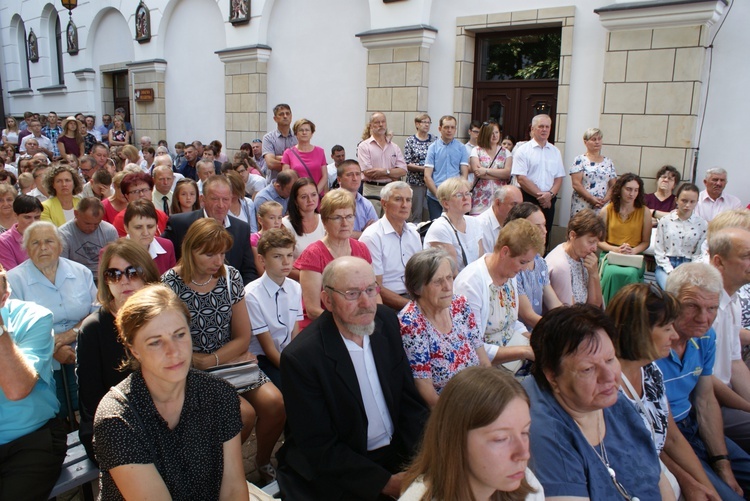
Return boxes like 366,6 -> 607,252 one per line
77,239 -> 160,462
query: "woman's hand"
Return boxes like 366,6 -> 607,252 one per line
583,253 -> 599,275
592,197 -> 605,209
226,352 -> 256,364
618,243 -> 634,255
192,353 -> 215,370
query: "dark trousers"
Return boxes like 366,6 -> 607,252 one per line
0,418 -> 67,500
522,190 -> 556,252
257,355 -> 282,390
427,197 -> 443,221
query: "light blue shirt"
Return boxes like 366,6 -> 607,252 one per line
354,192 -> 378,232
0,299 -> 59,444
254,184 -> 288,215
424,139 -> 469,201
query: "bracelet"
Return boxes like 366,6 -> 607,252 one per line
708,454 -> 730,464
549,190 -> 555,198
214,353 -> 220,367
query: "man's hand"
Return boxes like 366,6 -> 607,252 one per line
715,461 -> 743,496
682,480 -> 722,501
536,191 -> 553,208
381,472 -> 406,499
54,345 -> 76,365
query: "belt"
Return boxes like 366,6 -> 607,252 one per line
365,180 -> 390,186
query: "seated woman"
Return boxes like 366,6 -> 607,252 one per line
524,304 -> 668,499
40,163 -> 83,227
608,283 -> 722,500
423,177 -> 484,272
161,218 -> 284,482
281,177 -> 325,264
654,183 -> 707,289
400,366 -> 544,500
505,203 -> 562,330
645,165 -> 680,223
398,248 -> 490,408
599,173 -> 652,304
295,188 -> 373,329
454,218 -> 543,376
93,285 -> 248,499
546,208 -> 605,307
123,199 -> 176,275
77,239 -> 160,461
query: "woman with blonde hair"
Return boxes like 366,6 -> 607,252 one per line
569,128 -> 617,215
225,169 -> 257,231
57,116 -> 84,158
400,366 -> 543,500
107,115 -> 130,147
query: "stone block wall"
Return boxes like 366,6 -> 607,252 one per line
127,60 -> 167,143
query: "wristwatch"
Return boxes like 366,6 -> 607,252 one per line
386,168 -> 391,176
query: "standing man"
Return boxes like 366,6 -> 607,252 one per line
511,114 -> 566,245
58,197 -> 118,277
41,112 -> 62,160
357,112 -> 407,215
337,159 -> 377,238
423,115 -> 469,220
327,145 -> 346,190
476,184 -> 523,253
152,164 -> 175,214
695,168 -> 743,222
97,114 -> 112,145
262,104 -> 297,182
177,144 -> 200,180
277,256 -> 428,500
0,265 -> 67,500
360,182 -> 422,312
84,115 -> 102,143
251,139 -> 267,178
464,119 -> 482,157
19,120 -> 53,159
254,170 -> 297,214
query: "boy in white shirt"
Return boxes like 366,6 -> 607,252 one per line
244,228 -> 302,388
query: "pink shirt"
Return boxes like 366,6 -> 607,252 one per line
281,146 -> 326,186
356,136 -> 406,183
0,224 -> 28,270
694,190 -> 743,222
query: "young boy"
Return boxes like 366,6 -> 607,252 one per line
244,228 -> 301,388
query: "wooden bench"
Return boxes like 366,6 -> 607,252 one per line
49,432 -> 98,500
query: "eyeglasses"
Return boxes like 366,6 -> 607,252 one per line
325,283 -> 380,301
127,187 -> 150,196
104,266 -> 141,284
419,120 -> 432,125
327,214 -> 355,223
451,192 -> 471,199
470,129 -> 481,134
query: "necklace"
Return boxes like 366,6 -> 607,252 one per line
191,275 -> 213,287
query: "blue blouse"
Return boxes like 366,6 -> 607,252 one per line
517,254 -> 549,316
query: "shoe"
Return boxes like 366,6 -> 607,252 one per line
258,463 -> 277,484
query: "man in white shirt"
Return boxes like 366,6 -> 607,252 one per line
19,121 -> 53,159
327,145 -> 346,190
511,114 -> 565,248
360,182 -> 422,311
476,185 -> 523,253
84,116 -> 102,142
695,168 -> 743,222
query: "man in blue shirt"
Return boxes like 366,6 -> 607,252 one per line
423,115 -> 469,220
656,262 -> 750,500
0,265 -> 66,499
337,159 -> 377,239
254,169 -> 297,215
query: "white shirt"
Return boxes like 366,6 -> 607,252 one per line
87,128 -> 102,142
341,333 -> 394,451
360,216 -> 422,295
423,215 -> 483,271
245,173 -> 266,198
19,134 -> 53,154
713,288 -> 743,386
653,211 -> 707,272
147,237 -> 167,259
282,215 -> 326,259
152,190 -> 173,212
694,190 -> 743,222
326,162 -> 338,189
245,273 -> 303,357
511,138 -> 566,192
476,207 -> 503,254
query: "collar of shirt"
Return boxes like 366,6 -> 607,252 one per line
202,210 -> 231,228
259,272 -> 286,298
148,238 -> 167,259
274,129 -> 294,139
530,137 -> 552,150
24,257 -> 77,287
699,190 -> 723,203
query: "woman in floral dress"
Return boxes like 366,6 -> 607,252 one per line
469,120 -> 511,215
569,127 -> 617,215
404,113 -> 436,223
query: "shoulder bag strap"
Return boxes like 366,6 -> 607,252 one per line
441,215 -> 468,266
470,147 -> 502,192
290,148 -> 320,195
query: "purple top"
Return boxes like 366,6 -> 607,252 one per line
0,224 -> 28,270
644,193 -> 675,213
58,135 -> 81,157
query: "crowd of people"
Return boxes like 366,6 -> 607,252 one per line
2,104 -> 750,501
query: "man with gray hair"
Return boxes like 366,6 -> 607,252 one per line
360,181 -> 422,311
695,168 -> 743,222
476,184 -> 523,252
337,159 -> 377,238
277,256 -> 428,500
357,112 -> 407,215
656,262 -> 750,499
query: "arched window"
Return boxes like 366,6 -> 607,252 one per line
12,16 -> 30,88
53,14 -> 64,85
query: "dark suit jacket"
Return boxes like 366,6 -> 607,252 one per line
278,305 -> 428,500
161,210 -> 257,285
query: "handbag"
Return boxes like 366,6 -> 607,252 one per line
470,147 -> 503,192
205,360 -> 260,389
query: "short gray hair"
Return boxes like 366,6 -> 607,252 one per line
583,128 -> 602,141
404,248 -> 457,300
22,221 -> 62,252
492,184 -> 520,203
708,227 -> 750,260
665,262 -> 723,297
321,256 -> 372,290
380,181 -> 411,202
531,114 -> 551,128
705,167 -> 727,179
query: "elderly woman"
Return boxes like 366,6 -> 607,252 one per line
170,177 -> 201,215
124,199 -> 176,275
7,221 -> 97,421
546,208 -> 605,307
469,120 -> 511,215
113,171 -> 168,237
454,218 -> 544,376
599,173 -> 653,304
281,118 -> 327,196
295,188 -> 373,328
570,128 -> 617,215
645,165 -> 681,222
398,248 -> 490,408
505,203 -> 562,331
40,163 -> 83,226
282,177 -> 325,260
423,177 -> 484,272
401,367 -> 543,501
77,239 -> 160,462
0,195 -> 42,270
608,283 -> 722,500
524,304 -> 668,499
162,218 -> 285,482
404,113 -> 436,223
0,183 -> 17,232
93,285 -> 248,499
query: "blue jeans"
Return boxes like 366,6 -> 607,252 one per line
426,197 -> 443,221
655,256 -> 691,289
676,412 -> 750,500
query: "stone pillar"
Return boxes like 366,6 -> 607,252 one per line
127,59 -> 167,143
356,25 -> 437,147
596,1 -> 726,190
216,45 -> 271,156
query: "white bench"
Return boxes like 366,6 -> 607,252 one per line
49,432 -> 98,500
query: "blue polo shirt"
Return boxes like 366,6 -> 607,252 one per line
354,192 -> 378,232
425,139 -> 469,201
655,328 -> 716,422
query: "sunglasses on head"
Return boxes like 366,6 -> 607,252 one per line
104,266 -> 141,284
